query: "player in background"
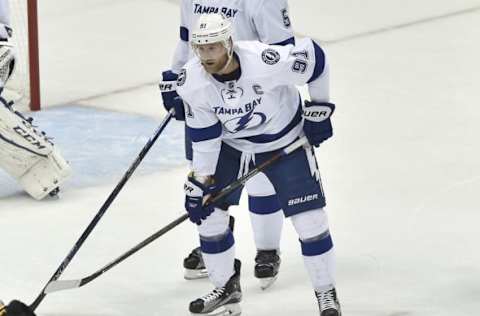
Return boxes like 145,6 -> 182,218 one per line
0,0 -> 71,200
177,13 -> 341,316
160,0 -> 295,288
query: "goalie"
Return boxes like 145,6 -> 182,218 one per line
0,15 -> 71,200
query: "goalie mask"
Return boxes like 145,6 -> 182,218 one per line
191,13 -> 234,74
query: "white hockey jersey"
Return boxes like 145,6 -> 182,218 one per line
176,38 -> 329,176
171,0 -> 294,73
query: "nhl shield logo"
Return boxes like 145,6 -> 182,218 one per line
221,81 -> 244,103
262,48 -> 281,65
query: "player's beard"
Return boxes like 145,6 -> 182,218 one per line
201,53 -> 230,74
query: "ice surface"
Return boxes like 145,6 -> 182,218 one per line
1,1 -> 479,315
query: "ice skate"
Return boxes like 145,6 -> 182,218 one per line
184,247 -> 208,280
189,259 -> 242,315
254,250 -> 280,290
315,287 -> 341,316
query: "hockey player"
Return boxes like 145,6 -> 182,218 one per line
0,0 -> 71,200
160,0 -> 295,287
177,13 -> 341,316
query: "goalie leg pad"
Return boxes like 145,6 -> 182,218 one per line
0,96 -> 71,199
18,147 -> 71,200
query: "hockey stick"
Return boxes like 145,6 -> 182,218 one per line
16,110 -> 176,313
43,136 -> 309,294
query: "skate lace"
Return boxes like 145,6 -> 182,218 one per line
201,288 -> 225,303
316,289 -> 336,311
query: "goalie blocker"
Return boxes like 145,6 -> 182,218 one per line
0,94 -> 71,200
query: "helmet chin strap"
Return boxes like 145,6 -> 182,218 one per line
218,54 -> 233,74
217,39 -> 234,74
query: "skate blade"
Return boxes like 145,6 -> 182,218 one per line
259,275 -> 278,290
184,268 -> 209,280
191,303 -> 241,316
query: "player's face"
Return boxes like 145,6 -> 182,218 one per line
194,42 -> 229,74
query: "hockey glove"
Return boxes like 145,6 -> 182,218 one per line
302,101 -> 335,147
2,300 -> 37,316
159,70 -> 185,121
184,174 -> 217,225
0,35 -> 16,86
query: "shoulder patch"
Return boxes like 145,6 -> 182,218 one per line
177,68 -> 187,86
261,48 -> 281,65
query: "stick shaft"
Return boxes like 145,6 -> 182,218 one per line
43,136 -> 308,293
30,111 -> 174,310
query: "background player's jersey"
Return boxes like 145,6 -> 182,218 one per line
171,0 -> 294,73
176,38 -> 328,175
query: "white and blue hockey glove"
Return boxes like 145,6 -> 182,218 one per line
159,70 -> 185,121
302,101 -> 335,147
184,174 -> 217,225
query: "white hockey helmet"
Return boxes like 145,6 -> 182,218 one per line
191,13 -> 233,51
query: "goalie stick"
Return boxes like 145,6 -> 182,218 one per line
2,110 -> 175,316
44,136 -> 310,294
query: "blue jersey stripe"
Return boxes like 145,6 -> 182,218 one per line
271,36 -> 295,46
188,121 -> 222,142
240,99 -> 302,144
308,41 -> 326,83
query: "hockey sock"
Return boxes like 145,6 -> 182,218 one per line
197,208 -> 236,287
248,204 -> 283,250
291,208 -> 336,289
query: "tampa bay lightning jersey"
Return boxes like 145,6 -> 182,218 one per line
176,38 -> 329,176
171,0 -> 294,73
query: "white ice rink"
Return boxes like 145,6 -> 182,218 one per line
1,0 -> 480,315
